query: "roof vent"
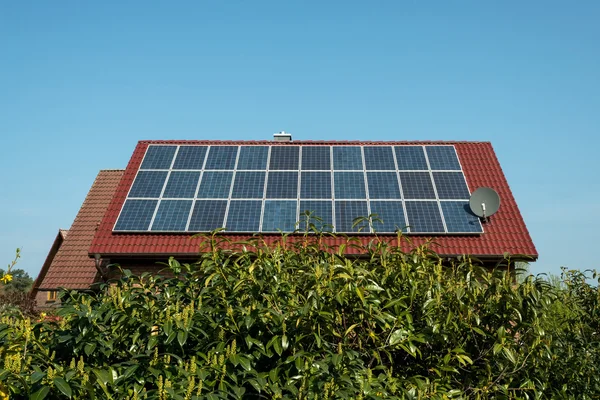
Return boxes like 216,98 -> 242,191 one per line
273,131 -> 292,142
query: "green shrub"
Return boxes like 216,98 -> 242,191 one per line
1,235 -> 599,399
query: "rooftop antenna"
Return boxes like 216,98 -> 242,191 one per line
469,187 -> 500,223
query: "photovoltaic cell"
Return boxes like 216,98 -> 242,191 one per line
269,146 -> 299,170
405,201 -> 445,233
400,172 -> 436,199
226,200 -> 262,232
231,172 -> 266,199
188,200 -> 227,231
140,146 -> 177,169
366,172 -> 400,199
334,172 -> 366,199
237,146 -> 268,170
172,146 -> 208,170
335,201 -> 369,232
300,172 -> 332,199
114,199 -> 157,231
151,200 -> 193,231
162,172 -> 201,198
266,172 -> 298,199
433,172 -> 470,199
197,172 -> 233,198
204,146 -> 238,170
426,146 -> 461,170
369,201 -> 407,233
441,201 -> 483,233
301,146 -> 331,170
299,200 -> 333,231
262,200 -> 297,232
333,147 -> 363,170
129,171 -> 169,198
395,146 -> 428,170
363,147 -> 396,170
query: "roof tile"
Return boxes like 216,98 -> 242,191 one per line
38,170 -> 124,289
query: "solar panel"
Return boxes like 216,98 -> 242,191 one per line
441,201 -> 483,233
151,200 -> 193,231
301,172 -> 331,199
399,172 -> 436,199
231,172 -> 266,199
115,144 -> 481,234
188,200 -> 227,231
173,146 -> 207,170
226,200 -> 261,232
405,201 -> 445,233
140,146 -> 177,170
262,200 -> 297,232
333,147 -> 363,170
369,201 -> 407,233
270,146 -> 299,170
426,146 -> 461,170
364,146 -> 396,170
266,172 -> 298,199
433,172 -> 470,199
197,172 -> 233,198
205,146 -> 238,170
395,146 -> 428,170
367,172 -> 400,199
335,201 -> 369,232
299,200 -> 333,231
115,199 -> 158,231
162,172 -> 200,198
129,171 -> 168,198
237,146 -> 268,170
334,172 -> 366,199
302,146 -> 331,170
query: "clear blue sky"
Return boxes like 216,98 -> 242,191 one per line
1,1 -> 599,279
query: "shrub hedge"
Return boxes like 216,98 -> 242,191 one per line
1,233 -> 599,399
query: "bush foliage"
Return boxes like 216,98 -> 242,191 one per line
1,233 -> 600,399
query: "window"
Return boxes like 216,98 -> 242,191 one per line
47,291 -> 57,301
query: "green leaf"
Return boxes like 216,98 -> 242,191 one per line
344,323 -> 360,336
54,378 -> 72,398
389,329 -> 408,346
30,386 -> 50,400
31,371 -> 45,384
147,335 -> 158,350
502,347 -> 517,364
84,342 -> 96,356
273,336 -> 283,356
177,330 -> 188,347
281,334 -> 289,351
355,287 -> 365,304
238,356 -> 252,371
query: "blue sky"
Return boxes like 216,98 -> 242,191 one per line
1,1 -> 599,279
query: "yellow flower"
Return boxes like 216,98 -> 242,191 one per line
0,274 -> 12,284
0,381 -> 8,400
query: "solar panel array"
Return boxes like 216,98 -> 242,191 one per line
114,145 -> 483,234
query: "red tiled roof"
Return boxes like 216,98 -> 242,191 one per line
38,170 -> 124,289
89,140 -> 537,259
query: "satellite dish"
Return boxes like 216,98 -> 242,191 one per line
469,187 -> 500,220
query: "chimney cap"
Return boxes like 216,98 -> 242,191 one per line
273,131 -> 292,141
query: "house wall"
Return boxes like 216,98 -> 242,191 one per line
34,290 -> 61,309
